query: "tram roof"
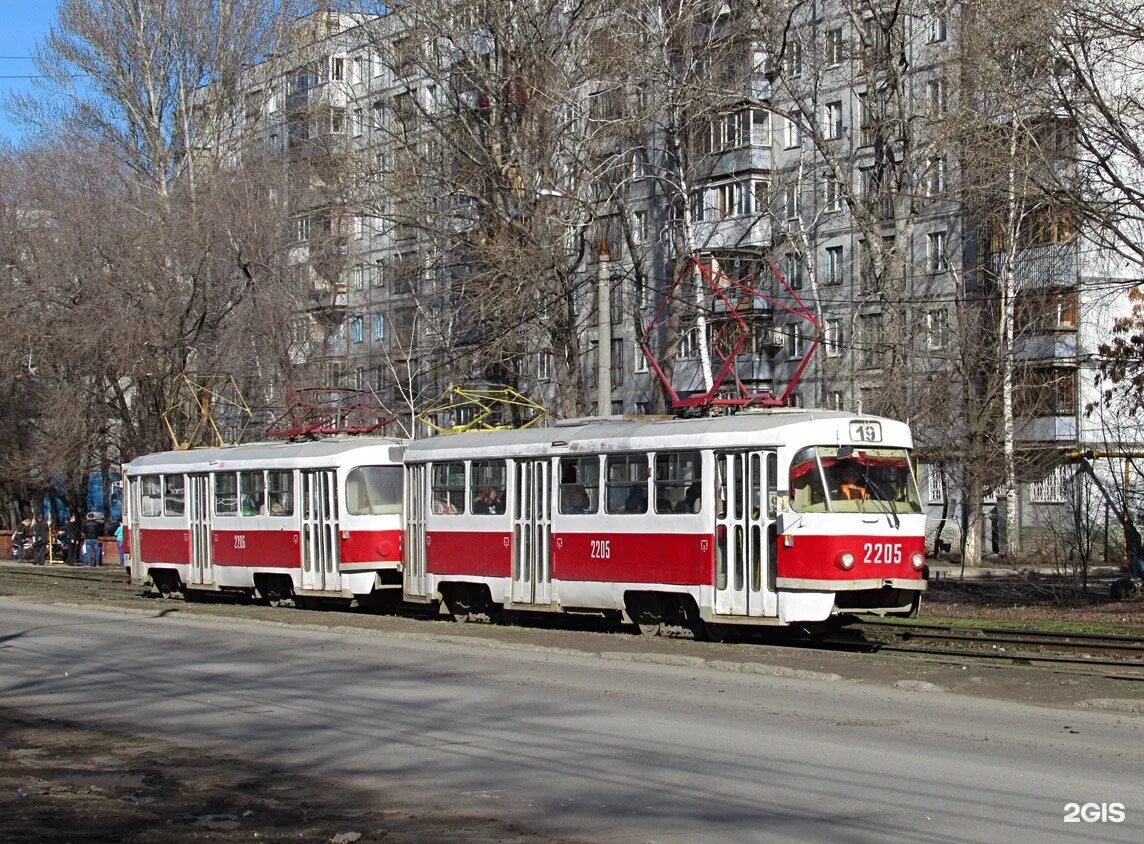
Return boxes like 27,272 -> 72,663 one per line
403,409 -> 910,459
125,436 -> 406,473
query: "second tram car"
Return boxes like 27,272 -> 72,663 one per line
124,438 -> 405,606
402,409 -> 927,634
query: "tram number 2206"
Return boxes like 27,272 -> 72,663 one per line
590,540 -> 611,559
863,542 -> 901,565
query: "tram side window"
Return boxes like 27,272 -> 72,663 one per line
214,472 -> 238,516
470,460 -> 507,515
789,447 -> 828,512
606,454 -> 649,514
163,475 -> 185,516
431,462 -> 466,514
345,466 -> 401,515
240,471 -> 266,516
140,475 -> 162,517
654,451 -> 702,514
559,456 -> 599,514
267,470 -> 294,516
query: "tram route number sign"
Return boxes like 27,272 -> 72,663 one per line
849,420 -> 882,443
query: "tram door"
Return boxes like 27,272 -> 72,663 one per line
300,469 -> 339,592
404,464 -> 428,599
512,460 -> 551,605
187,474 -> 213,586
713,451 -> 777,617
126,477 -> 142,580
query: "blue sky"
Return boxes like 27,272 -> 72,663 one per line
0,1 -> 60,146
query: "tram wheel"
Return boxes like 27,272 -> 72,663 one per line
634,607 -> 664,638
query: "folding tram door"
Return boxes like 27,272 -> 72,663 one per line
713,450 -> 777,618
511,459 -> 551,606
403,463 -> 428,600
187,474 -> 213,586
300,469 -> 339,592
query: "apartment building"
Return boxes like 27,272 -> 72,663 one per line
209,5 -> 1137,555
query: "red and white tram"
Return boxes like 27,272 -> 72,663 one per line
124,409 -> 926,633
402,409 -> 927,634
124,438 -> 405,606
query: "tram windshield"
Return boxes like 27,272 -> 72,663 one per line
789,446 -> 921,514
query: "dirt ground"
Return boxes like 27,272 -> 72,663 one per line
1,562 -> 1141,842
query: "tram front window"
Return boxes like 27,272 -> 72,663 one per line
790,446 -> 921,514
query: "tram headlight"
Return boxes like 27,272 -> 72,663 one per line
836,552 -> 855,571
910,552 -> 926,570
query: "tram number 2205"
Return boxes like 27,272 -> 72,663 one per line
590,540 -> 611,559
863,542 -> 901,565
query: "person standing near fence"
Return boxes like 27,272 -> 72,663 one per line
32,514 -> 48,565
114,522 -> 125,567
82,512 -> 103,567
65,513 -> 82,566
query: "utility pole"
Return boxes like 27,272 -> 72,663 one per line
597,240 -> 612,417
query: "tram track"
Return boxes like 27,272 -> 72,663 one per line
845,618 -> 1144,674
4,562 -> 1144,678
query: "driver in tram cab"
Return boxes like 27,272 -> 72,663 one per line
835,462 -> 868,501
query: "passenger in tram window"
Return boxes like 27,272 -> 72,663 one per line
433,497 -> 457,515
677,482 -> 701,514
835,462 -> 868,501
623,484 -> 647,514
561,485 -> 590,514
472,487 -> 502,515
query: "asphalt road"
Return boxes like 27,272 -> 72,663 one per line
1,598 -> 1141,842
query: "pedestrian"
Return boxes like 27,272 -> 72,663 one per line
114,522 -> 125,567
12,518 -> 28,561
82,511 -> 103,567
65,513 -> 82,566
32,513 -> 48,565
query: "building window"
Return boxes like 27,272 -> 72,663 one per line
823,101 -> 843,140
825,245 -> 844,285
859,312 -> 884,369
678,326 -> 698,359
537,350 -> 553,381
633,210 -> 647,244
929,11 -> 948,43
784,117 -> 802,148
825,319 -> 843,357
351,315 -> 363,344
292,215 -> 310,243
926,156 -> 947,197
611,338 -> 624,386
782,184 -> 799,220
372,313 -> 385,341
352,107 -> 363,137
824,175 -> 844,212
331,57 -> 345,81
927,230 -> 949,272
783,41 -> 803,77
926,465 -> 946,503
825,28 -> 844,65
927,78 -> 947,114
1030,465 -> 1070,504
330,107 -> 346,134
926,309 -> 948,350
1016,368 -> 1077,417
783,252 -> 803,289
786,325 -> 805,358
634,340 -> 649,373
351,265 -> 365,290
827,390 -> 845,411
751,109 -> 771,145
